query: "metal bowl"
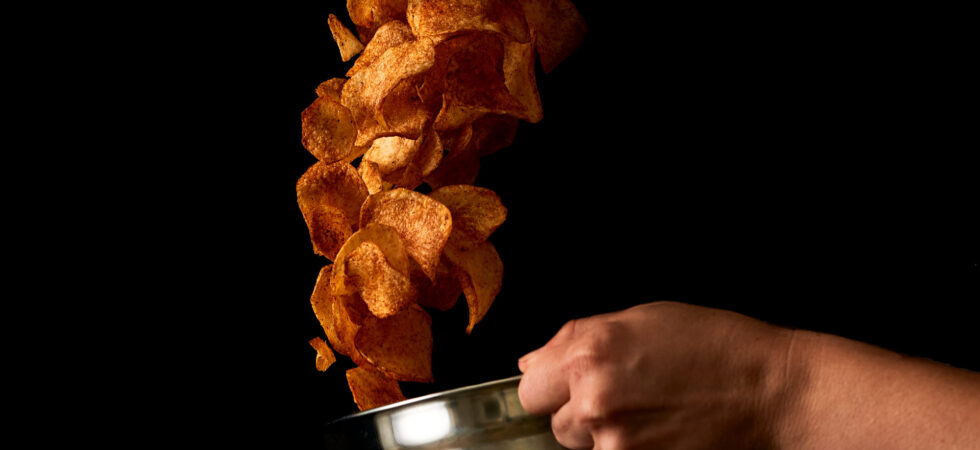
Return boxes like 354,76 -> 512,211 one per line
323,375 -> 565,449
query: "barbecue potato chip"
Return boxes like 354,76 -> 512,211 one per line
434,32 -> 525,129
328,13 -> 366,62
519,0 -> 587,73
316,78 -> 347,101
297,161 -> 369,260
332,292 -> 374,367
355,305 -> 434,382
301,96 -> 358,164
443,239 -> 503,333
471,113 -> 519,156
359,188 -> 452,281
357,160 -> 386,194
503,36 -> 543,123
407,0 -> 530,43
353,78 -> 431,147
346,366 -> 407,411
347,20 -> 415,77
423,138 -> 480,189
347,0 -> 410,43
346,241 -> 419,318
309,337 -> 337,372
331,222 -> 412,295
414,255 -> 463,311
341,38 -> 436,132
430,185 -> 507,244
311,265 -> 338,343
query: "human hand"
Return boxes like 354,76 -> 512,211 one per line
517,301 -> 800,449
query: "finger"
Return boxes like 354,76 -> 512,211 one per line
518,342 -> 572,414
550,399 -> 595,449
518,319 -> 579,371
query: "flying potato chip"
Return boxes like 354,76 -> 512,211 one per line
430,185 -> 507,244
363,128 -> 443,189
355,305 -> 434,382
328,13 -> 366,62
443,239 -> 503,333
423,136 -> 480,189
503,36 -> 543,123
316,78 -> 347,101
346,241 -> 419,318
331,222 -> 412,296
357,159 -> 386,194
519,0 -> 587,73
347,20 -> 415,77
346,366 -> 407,411
347,0 -> 410,43
301,96 -> 359,164
297,161 -> 369,260
471,113 -> 519,156
359,188 -> 452,281
331,291 -> 374,367
310,337 -> 338,372
311,265 -> 339,344
341,38 -> 436,132
407,0 -> 531,43
414,255 -> 463,311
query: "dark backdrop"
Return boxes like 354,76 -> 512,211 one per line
162,3 -> 977,448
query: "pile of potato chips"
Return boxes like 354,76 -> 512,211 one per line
299,0 -> 585,411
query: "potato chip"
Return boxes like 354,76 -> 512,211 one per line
315,78 -> 347,101
346,366 -> 407,411
309,337 -> 337,372
503,36 -> 543,123
430,185 -> 507,244
519,0 -> 587,73
423,138 -> 480,189
347,0 -> 409,43
353,77 -> 431,147
470,113 -> 518,156
443,239 -> 503,333
359,188 -> 452,281
346,241 -> 419,318
363,128 -> 443,189
357,159 -> 385,194
301,96 -> 358,164
297,161 -> 369,259
434,32 -> 525,128
347,20 -> 415,77
355,305 -> 434,382
341,38 -> 436,132
332,291 -> 374,367
414,255 -> 463,311
407,0 -> 530,43
331,222 -> 411,296
328,13 -> 366,62
311,265 -> 338,344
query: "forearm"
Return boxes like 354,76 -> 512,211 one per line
777,330 -> 980,449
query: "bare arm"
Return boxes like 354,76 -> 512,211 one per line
517,301 -> 980,449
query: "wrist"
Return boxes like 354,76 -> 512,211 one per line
764,328 -> 820,450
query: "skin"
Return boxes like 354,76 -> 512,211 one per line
518,301 -> 980,450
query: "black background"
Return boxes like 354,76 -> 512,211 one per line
128,2 -> 977,448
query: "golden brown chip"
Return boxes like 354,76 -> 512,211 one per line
311,265 -> 338,344
423,139 -> 480,189
359,188 -> 452,281
301,96 -> 359,164
297,161 -> 369,260
331,222 -> 412,296
357,159 -> 386,195
346,366 -> 407,411
328,13 -> 366,62
316,78 -> 347,101
519,0 -> 587,73
332,292 -> 374,367
347,0 -> 410,43
433,32 -> 525,129
429,185 -> 507,244
346,241 -> 419,318
443,239 -> 503,333
363,128 -> 443,189
414,255 -> 463,311
347,20 -> 415,77
355,305 -> 434,382
407,0 -> 530,43
309,337 -> 338,372
470,113 -> 518,156
503,36 -> 543,123
341,38 -> 436,133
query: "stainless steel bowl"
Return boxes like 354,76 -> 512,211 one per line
323,375 -> 565,449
